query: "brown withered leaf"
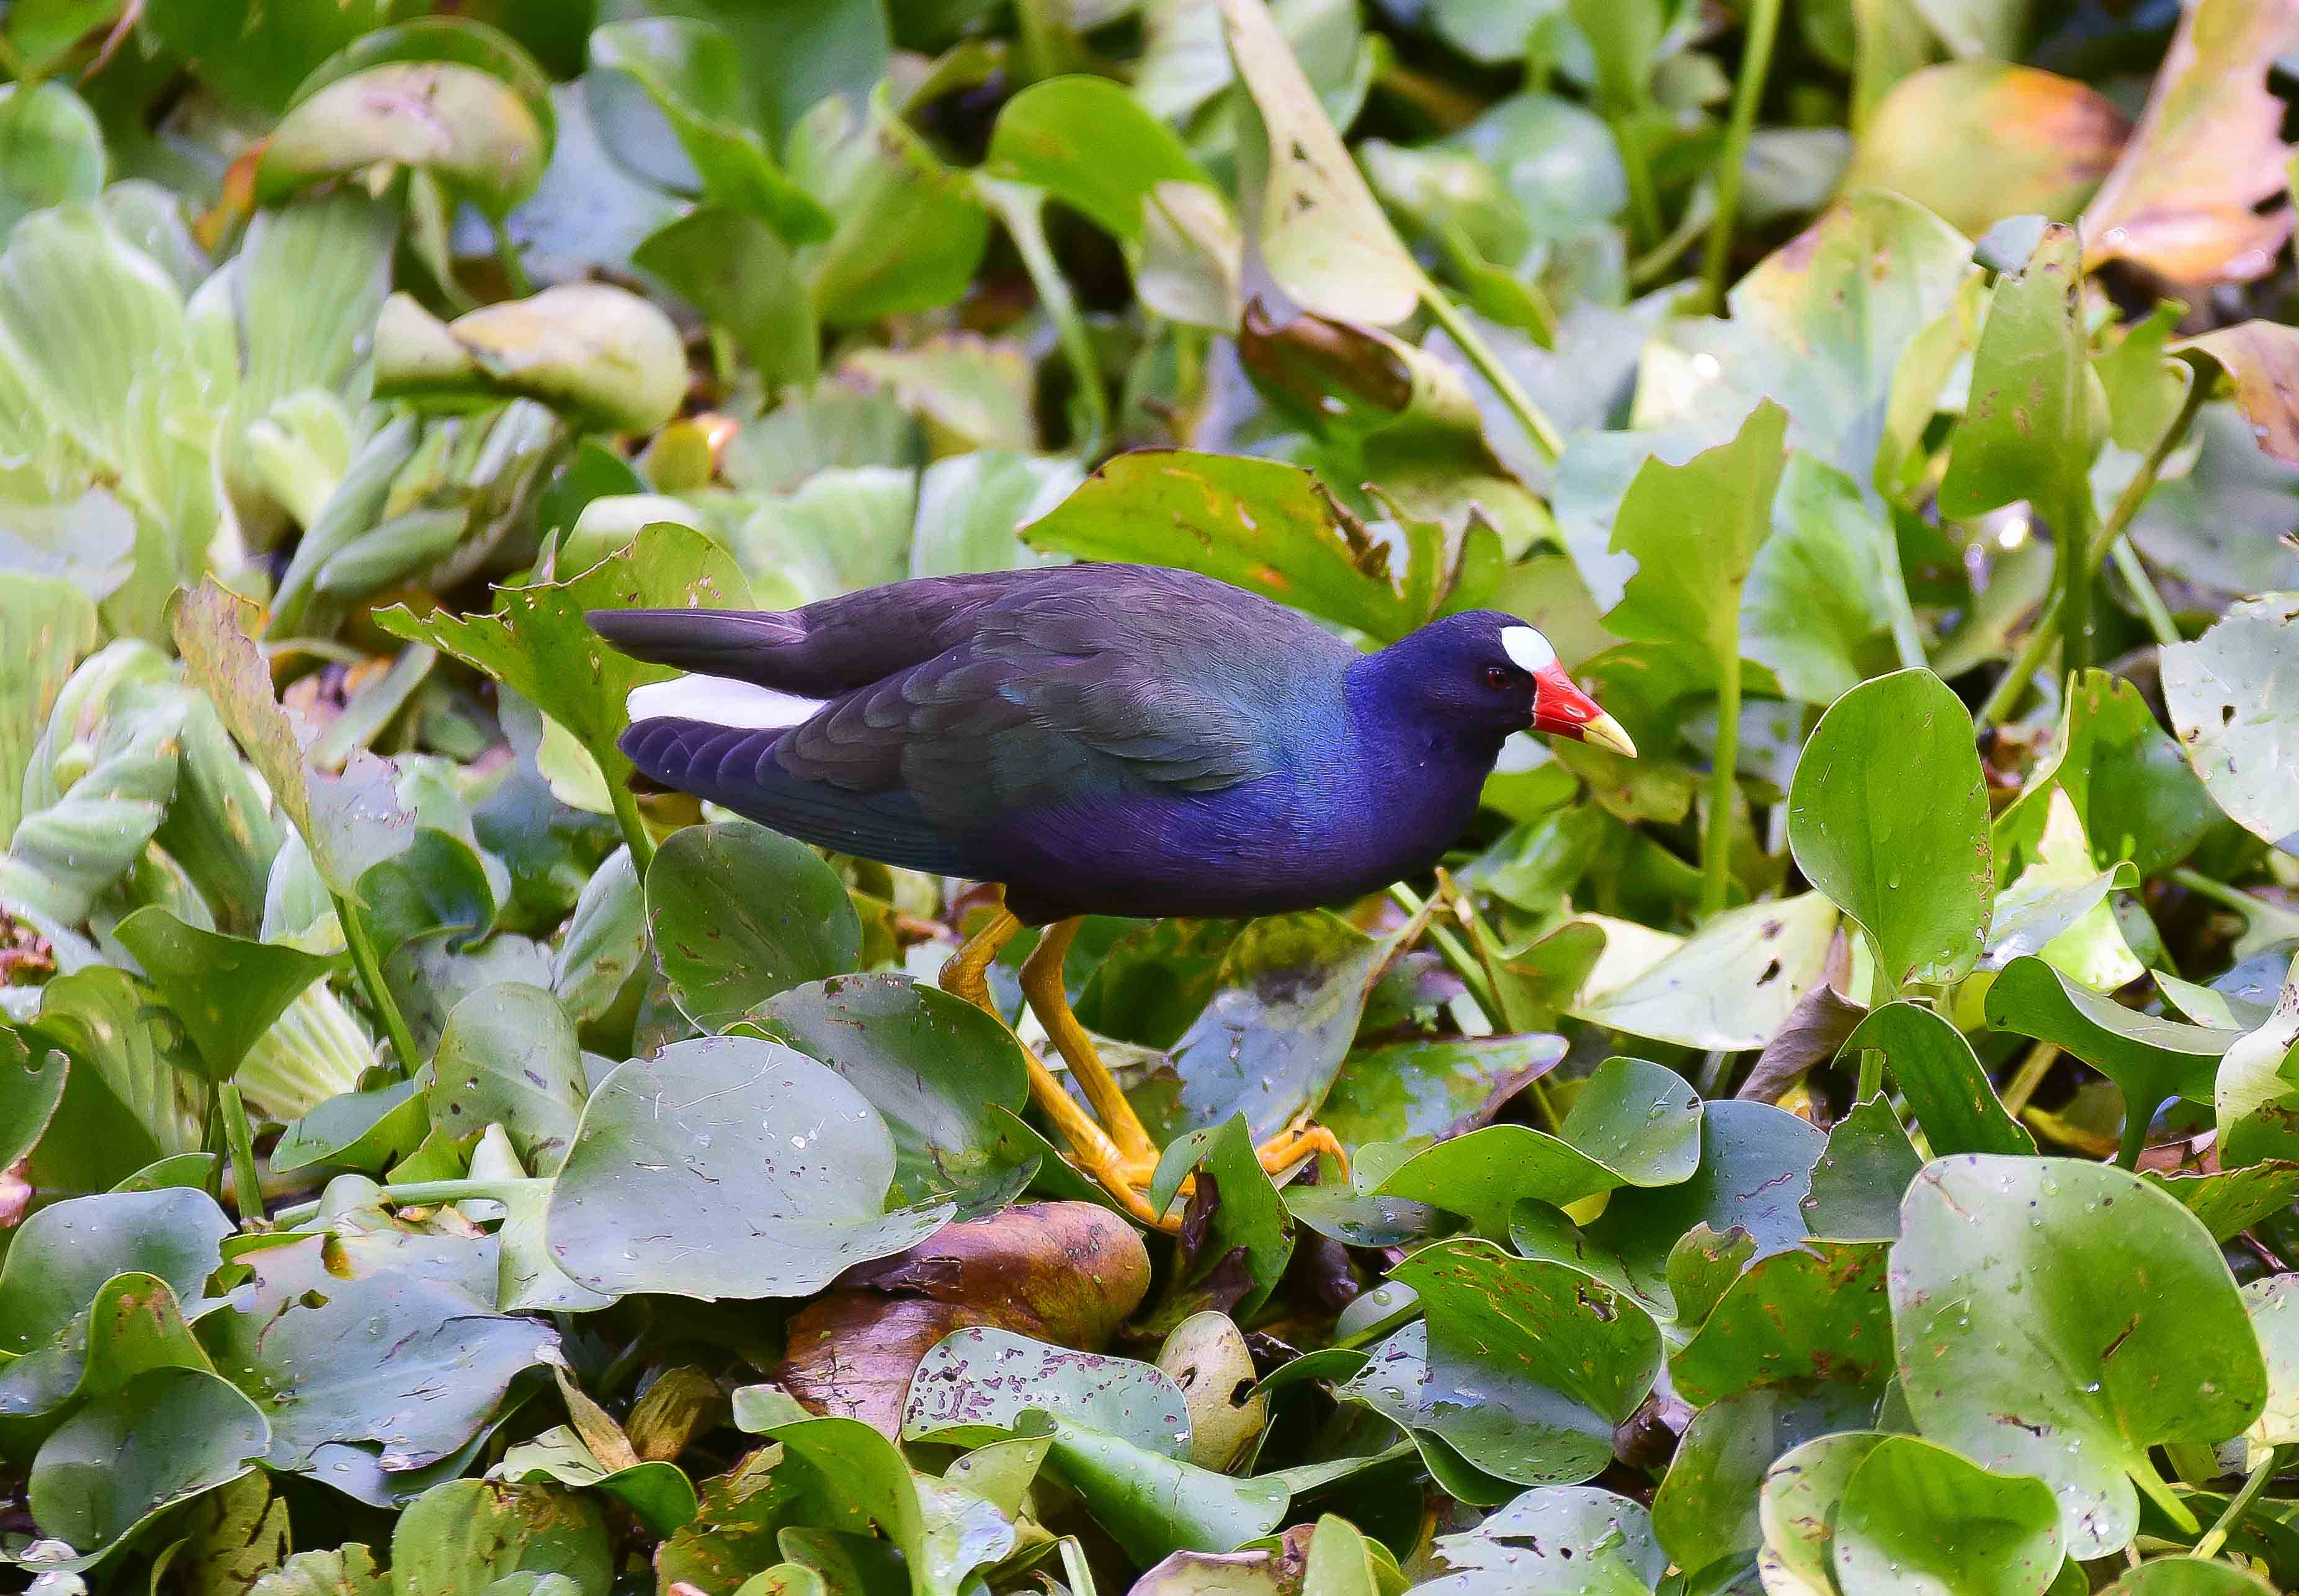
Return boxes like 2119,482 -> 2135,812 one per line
1737,931 -> 1864,1108
2082,0 -> 2299,287
2178,322 -> 2299,465
628,1366 -> 728,1463
774,1201 -> 1151,1435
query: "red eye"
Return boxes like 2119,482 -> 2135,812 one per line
1485,666 -> 1511,690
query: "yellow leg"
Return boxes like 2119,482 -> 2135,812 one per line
1259,1121 -> 1349,1179
942,896 -> 1176,1231
1020,918 -> 1160,1169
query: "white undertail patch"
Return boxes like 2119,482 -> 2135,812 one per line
1501,625 -> 1557,674
627,674 -> 826,730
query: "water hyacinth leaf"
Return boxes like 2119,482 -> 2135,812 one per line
1788,669 -> 1992,991
1998,670 -> 2218,877
902,1326 -> 1192,1458
1022,451 -> 1429,643
2104,1566 -> 2278,1595
1133,911 -> 1389,1146
1891,1154 -> 2267,1558
847,336 -> 1035,455
1034,1414 -> 1290,1563
0,685 -> 184,924
1213,0 -> 1422,327
1375,1056 -> 1699,1232
494,1427 -> 699,1537
1801,1096 -> 1925,1242
985,76 -> 1218,254
112,907 -> 339,1081
748,974 -> 1029,1209
1839,1001 -> 2034,1157
649,823 -> 862,1032
373,284 -> 687,433
0,80 -> 103,236
1382,1239 -> 1662,1486
173,584 -> 416,901
2149,1161 -> 2299,1242
1651,1384 -> 1880,1578
270,1078 -> 429,1176
2163,594 -> 2299,855
1316,1033 -> 1566,1156
1574,891 -> 1839,1050
1416,1484 -> 1667,1592
375,522 -> 749,805
908,450 -> 1081,581
1148,1117 -> 1297,1319
77,1272 -> 212,1400
1759,1429 -> 1886,1595
551,846 -> 645,1025
28,1365 -> 269,1567
1741,452 -> 1904,707
0,574 -> 97,840
790,86 -> 989,329
2080,0 -> 2299,288
386,1476 -> 610,1596
545,1033 -> 952,1301
764,1415 -> 1015,1596
0,1036 -> 65,1172
634,205 -> 818,392
588,17 -> 833,244
2243,1274 -> 2299,1464
202,1233 -> 558,1474
428,983 -> 586,1174
258,59 -> 548,219
1833,1435 -> 2066,1596
1983,956 -> 2229,1150
1669,1242 -> 1895,1405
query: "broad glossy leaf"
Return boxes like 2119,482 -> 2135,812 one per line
1148,1117 -> 1297,1319
2243,1273 -> 2299,1465
1982,793 -> 2142,992
1832,1433 -> 2065,1596
174,584 -> 415,901
848,336 -> 1033,454
18,966 -> 203,1180
773,1414 -> 1019,1596
375,523 -> 749,805
1,685 -> 184,924
204,1233 -> 556,1475
1415,1484 -> 1666,1592
1377,1056 -> 1699,1232
1759,1430 -> 1886,1596
0,1035 -> 64,1172
2164,594 -> 2299,855
1214,0 -> 1422,326
1378,1239 -> 1661,1486
2103,1564 -> 2277,1596
29,1365 -> 269,1566
1892,1154 -> 2267,1558
1133,911 -> 1389,1146
494,1426 -> 698,1537
790,86 -> 990,328
986,76 -> 1218,253
1039,1414 -> 1289,1562
373,284 -> 687,433
1671,1243 -> 1893,1405
903,1326 -> 1192,1458
388,1477 -> 609,1596
271,1078 -> 429,1176
1022,451 -> 1429,642
259,62 -> 548,219
1316,1033 -> 1566,1156
1840,1001 -> 2033,1157
649,823 -> 860,1032
2000,671 -> 2217,877
113,907 -> 337,1081
1788,669 -> 1992,991
2151,1162 -> 2299,1242
749,974 -> 1029,1210
545,1033 -> 951,1301
634,206 -> 817,391
1801,1097 -> 1924,1242
1574,892 -> 1839,1050
1743,452 -> 1902,706
1938,221 -> 2090,540
1652,1384 -> 1878,1578
429,983 -> 586,1174
1984,956 -> 2228,1138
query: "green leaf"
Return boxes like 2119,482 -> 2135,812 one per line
1316,1033 -> 1566,1156
1133,911 -> 1389,1146
1742,452 -> 1904,706
1375,1056 -> 1700,1233
2243,1274 -> 2299,1464
259,61 -> 549,219
203,1233 -> 558,1475
1417,1485 -> 1667,1592
635,206 -> 818,391
551,845 -> 645,1025
0,573 -> 97,840
1983,955 -> 2229,1143
0,1035 -> 65,1172
1891,1154 -> 2267,1558
1839,1001 -> 2034,1157
1998,670 -> 2218,877
494,1427 -> 699,1538
1021,451 -> 1429,643
375,522 -> 749,809
748,974 -> 1031,1211
1375,1239 -> 1661,1487
113,907 -> 339,1082
1573,892 -> 1841,1050
2163,594 -> 2299,855
588,17 -> 834,244
174,582 -> 416,901
986,77 -> 1213,249
2104,1564 -> 2278,1596
1759,1429 -> 1886,1596
1801,1095 -> 1925,1242
1652,1384 -> 1878,1577
1788,668 -> 1993,991
373,284 -> 688,433
76,1272 -> 214,1400
769,1415 -> 1016,1596
29,1366 -> 269,1567
909,450 -> 1081,580
429,983 -> 586,1174
272,1077 -> 431,1176
545,1034 -> 952,1301
1035,1414 -> 1290,1563
1670,1243 -> 1894,1406
0,81 -> 102,247
649,823 -> 862,1032
1938,220 -> 2091,537
2151,1161 -> 2299,1242
1148,1117 -> 1297,1319
1831,1433 -> 2068,1596
388,1478 -> 610,1596
19,966 -> 205,1178
901,1326 -> 1193,1458
790,86 -> 989,328
1,684 -> 185,924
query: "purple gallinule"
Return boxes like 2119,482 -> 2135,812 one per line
592,563 -> 1633,1226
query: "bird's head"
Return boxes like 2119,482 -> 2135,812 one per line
1371,610 -> 1636,757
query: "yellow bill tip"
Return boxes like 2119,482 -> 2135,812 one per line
1582,711 -> 1638,760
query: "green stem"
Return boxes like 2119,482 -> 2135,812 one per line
333,891 -> 424,1074
2059,496 -> 2095,679
2117,1097 -> 2151,1170
2092,372 -> 2210,646
1702,646 -> 1742,917
2131,1447 -> 2202,1536
2112,537 -> 2181,648
218,1082 -> 267,1227
1999,1043 -> 2059,1117
1614,123 -> 1663,250
609,780 -> 658,876
1854,1047 -> 1883,1104
1387,882 -> 1502,1022
2194,1447 -> 2280,1560
273,1175 -> 552,1228
1699,0 -> 1784,312
489,213 -> 533,299
2171,867 -> 2269,921
1974,588 -> 2063,734
981,178 -> 1108,455
1422,285 -> 1566,466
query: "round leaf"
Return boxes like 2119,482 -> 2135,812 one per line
260,62 -> 548,218
648,823 -> 861,1032
1834,1435 -> 2065,1596
902,1326 -> 1192,1458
